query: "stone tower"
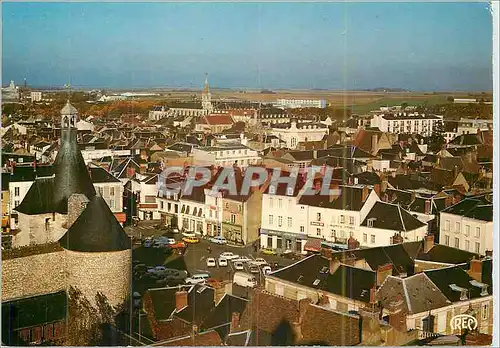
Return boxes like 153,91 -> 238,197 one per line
202,73 -> 213,114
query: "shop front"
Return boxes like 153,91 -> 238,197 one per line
222,223 -> 243,245
259,229 -> 307,254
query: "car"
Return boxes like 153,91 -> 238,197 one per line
164,270 -> 188,281
206,257 -> 216,267
153,241 -> 168,248
182,232 -> 196,238
172,228 -> 180,234
218,258 -> 228,267
220,252 -> 239,260
233,256 -> 252,263
182,237 -> 200,244
147,265 -> 167,275
144,239 -> 153,248
262,266 -> 272,275
167,238 -> 176,245
262,248 -> 277,255
210,236 -> 227,245
169,241 -> 186,249
250,258 -> 268,266
234,262 -> 244,270
185,273 -> 210,285
249,265 -> 260,274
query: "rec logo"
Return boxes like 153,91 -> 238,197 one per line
450,314 -> 478,331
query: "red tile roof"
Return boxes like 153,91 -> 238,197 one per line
205,115 -> 234,125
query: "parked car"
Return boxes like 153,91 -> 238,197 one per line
234,262 -> 244,270
262,266 -> 272,275
147,266 -> 166,275
164,270 -> 188,281
182,237 -> 200,244
249,265 -> 260,274
167,238 -> 176,245
233,256 -> 252,263
220,252 -> 239,260
233,272 -> 257,288
250,258 -> 268,266
210,236 -> 227,245
218,258 -> 228,267
144,239 -> 153,248
206,257 -> 216,267
262,248 -> 277,255
169,241 -> 186,249
172,228 -> 180,233
182,232 -> 196,238
185,273 -> 210,285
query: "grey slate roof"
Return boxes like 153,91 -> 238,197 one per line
59,195 -> 131,252
360,201 -> 426,232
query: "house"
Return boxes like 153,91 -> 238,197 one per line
195,114 -> 234,134
191,145 -> 261,168
178,186 -> 207,234
298,185 -> 380,248
88,164 -> 126,223
136,174 -> 160,220
269,121 -> 329,149
370,112 -> 442,137
439,194 -> 493,255
358,201 -> 428,247
352,129 -> 394,156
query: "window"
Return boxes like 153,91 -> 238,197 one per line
269,186 -> 276,194
231,214 -> 236,224
465,240 -> 470,251
454,237 -> 460,248
363,233 -> 368,243
445,220 -> 450,231
340,215 -> 345,224
14,200 -> 19,208
455,222 -> 460,232
110,200 -> 115,209
225,203 -> 229,209
278,199 -> 283,208
110,187 -> 115,196
160,201 -> 164,210
287,217 -> 292,228
368,218 -> 375,228
475,242 -> 480,254
371,235 -> 376,244
300,225 -> 305,233
349,216 -> 355,225
238,205 -> 242,212
269,198 -> 273,208
316,228 -> 321,236
14,187 -> 19,196
98,187 -> 104,196
465,225 -> 470,236
475,227 -> 480,237
278,216 -> 283,227
482,304 -> 489,320
268,215 -> 274,225
316,213 -> 322,221
445,235 -> 450,246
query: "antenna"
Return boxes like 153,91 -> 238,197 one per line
64,83 -> 72,101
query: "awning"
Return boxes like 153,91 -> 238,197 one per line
304,238 -> 322,252
113,212 -> 127,223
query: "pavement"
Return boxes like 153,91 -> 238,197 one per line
128,222 -> 299,288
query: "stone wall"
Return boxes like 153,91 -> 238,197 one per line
2,249 -> 66,301
66,194 -> 89,228
13,212 -> 67,247
65,249 -> 131,308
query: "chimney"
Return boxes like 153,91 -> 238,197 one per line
347,236 -> 360,250
424,200 -> 431,215
229,312 -> 240,334
66,194 -> 90,228
369,285 -> 378,305
371,135 -> 378,154
445,195 -> 453,208
423,234 -> 435,253
329,258 -> 341,275
362,186 -> 369,202
175,290 -> 188,312
485,250 -> 492,258
376,264 -> 393,286
373,184 -> 381,197
391,233 -> 404,245
321,247 -> 333,260
469,258 -> 483,282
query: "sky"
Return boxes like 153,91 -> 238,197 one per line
2,2 -> 494,91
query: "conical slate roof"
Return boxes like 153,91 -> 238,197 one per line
52,129 -> 96,213
59,195 -> 131,252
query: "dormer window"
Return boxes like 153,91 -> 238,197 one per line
367,218 -> 376,228
286,187 -> 293,196
269,186 -> 276,194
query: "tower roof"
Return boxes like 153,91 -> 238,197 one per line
61,100 -> 78,116
14,177 -> 57,214
203,74 -> 210,94
52,129 -> 96,213
59,195 -> 131,252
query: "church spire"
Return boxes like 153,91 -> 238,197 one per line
203,73 -> 210,94
202,73 -> 213,113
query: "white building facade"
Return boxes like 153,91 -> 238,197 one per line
275,99 -> 327,109
370,113 -> 443,137
191,145 -> 261,167
270,121 -> 329,149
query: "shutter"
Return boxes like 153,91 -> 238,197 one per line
437,313 -> 446,333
